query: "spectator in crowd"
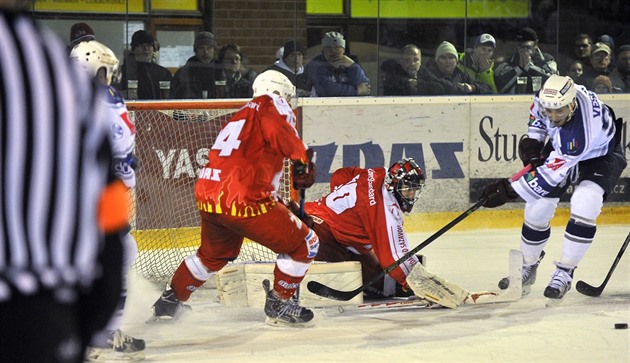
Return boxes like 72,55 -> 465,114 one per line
610,44 -> 630,92
216,43 -> 253,98
567,60 -> 584,81
495,27 -> 558,94
574,34 -> 594,64
240,54 -> 259,83
305,31 -> 371,97
457,33 -> 499,93
379,44 -> 431,95
576,42 -> 612,90
591,75 -> 615,93
265,39 -> 312,97
559,33 -> 592,75
1,3 -> 126,362
597,34 -> 616,69
170,31 -> 222,99
68,22 -> 95,51
116,30 -> 173,100
417,41 -> 492,95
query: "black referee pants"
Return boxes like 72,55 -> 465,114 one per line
0,294 -> 84,363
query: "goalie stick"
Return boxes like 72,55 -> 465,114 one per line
307,164 -> 532,302
318,297 -> 432,314
576,231 -> 630,297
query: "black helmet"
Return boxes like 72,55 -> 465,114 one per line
385,158 -> 425,213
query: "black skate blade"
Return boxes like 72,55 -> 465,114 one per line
264,316 -> 314,328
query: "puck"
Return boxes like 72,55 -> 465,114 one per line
614,323 -> 628,329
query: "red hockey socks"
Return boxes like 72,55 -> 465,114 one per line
170,262 -> 205,302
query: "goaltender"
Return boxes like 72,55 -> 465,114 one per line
298,158 -> 426,298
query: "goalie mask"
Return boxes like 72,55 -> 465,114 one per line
385,158 -> 425,213
70,40 -> 120,85
252,70 -> 297,108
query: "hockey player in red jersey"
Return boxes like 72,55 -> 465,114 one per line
303,158 -> 425,298
151,70 -> 318,325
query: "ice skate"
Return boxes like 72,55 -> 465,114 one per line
262,279 -> 314,326
85,329 -> 145,361
498,250 -> 545,296
544,265 -> 574,300
148,288 -> 191,322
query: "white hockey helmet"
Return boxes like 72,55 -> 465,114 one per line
70,40 -> 119,85
538,75 -> 577,110
252,70 -> 296,107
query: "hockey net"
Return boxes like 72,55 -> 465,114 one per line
127,100 -> 295,283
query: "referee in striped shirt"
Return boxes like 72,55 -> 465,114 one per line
1,2 -> 129,362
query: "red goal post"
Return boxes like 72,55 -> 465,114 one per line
126,100 -> 298,283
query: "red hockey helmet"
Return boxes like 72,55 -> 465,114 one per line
386,158 -> 425,213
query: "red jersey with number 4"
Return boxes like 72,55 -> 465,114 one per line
305,167 -> 419,285
195,94 -> 308,217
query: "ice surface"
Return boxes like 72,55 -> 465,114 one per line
120,225 -> 629,362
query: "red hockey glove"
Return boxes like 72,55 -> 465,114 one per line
292,148 -> 317,189
276,197 -> 314,228
518,137 -> 544,168
482,179 -> 518,208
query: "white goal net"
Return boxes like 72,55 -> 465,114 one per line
127,100 -> 295,283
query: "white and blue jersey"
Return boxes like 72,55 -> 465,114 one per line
100,85 -> 137,188
512,84 -> 617,202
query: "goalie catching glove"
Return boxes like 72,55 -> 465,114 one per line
481,179 -> 518,208
292,148 -> 317,189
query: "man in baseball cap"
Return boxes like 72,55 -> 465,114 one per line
577,42 -> 613,90
457,33 -> 498,93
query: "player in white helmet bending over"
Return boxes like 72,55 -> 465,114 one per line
297,158 -> 426,298
481,75 -> 626,300
150,70 -> 318,326
70,40 -> 144,360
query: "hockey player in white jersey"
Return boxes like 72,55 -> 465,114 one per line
70,40 -> 145,360
481,75 -> 626,300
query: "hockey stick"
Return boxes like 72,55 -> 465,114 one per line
575,231 -> 630,297
316,297 -> 432,314
299,189 -> 306,218
307,164 -> 532,301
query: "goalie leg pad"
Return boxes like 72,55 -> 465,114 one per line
406,264 -> 469,309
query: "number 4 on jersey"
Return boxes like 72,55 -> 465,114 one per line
212,120 -> 245,156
